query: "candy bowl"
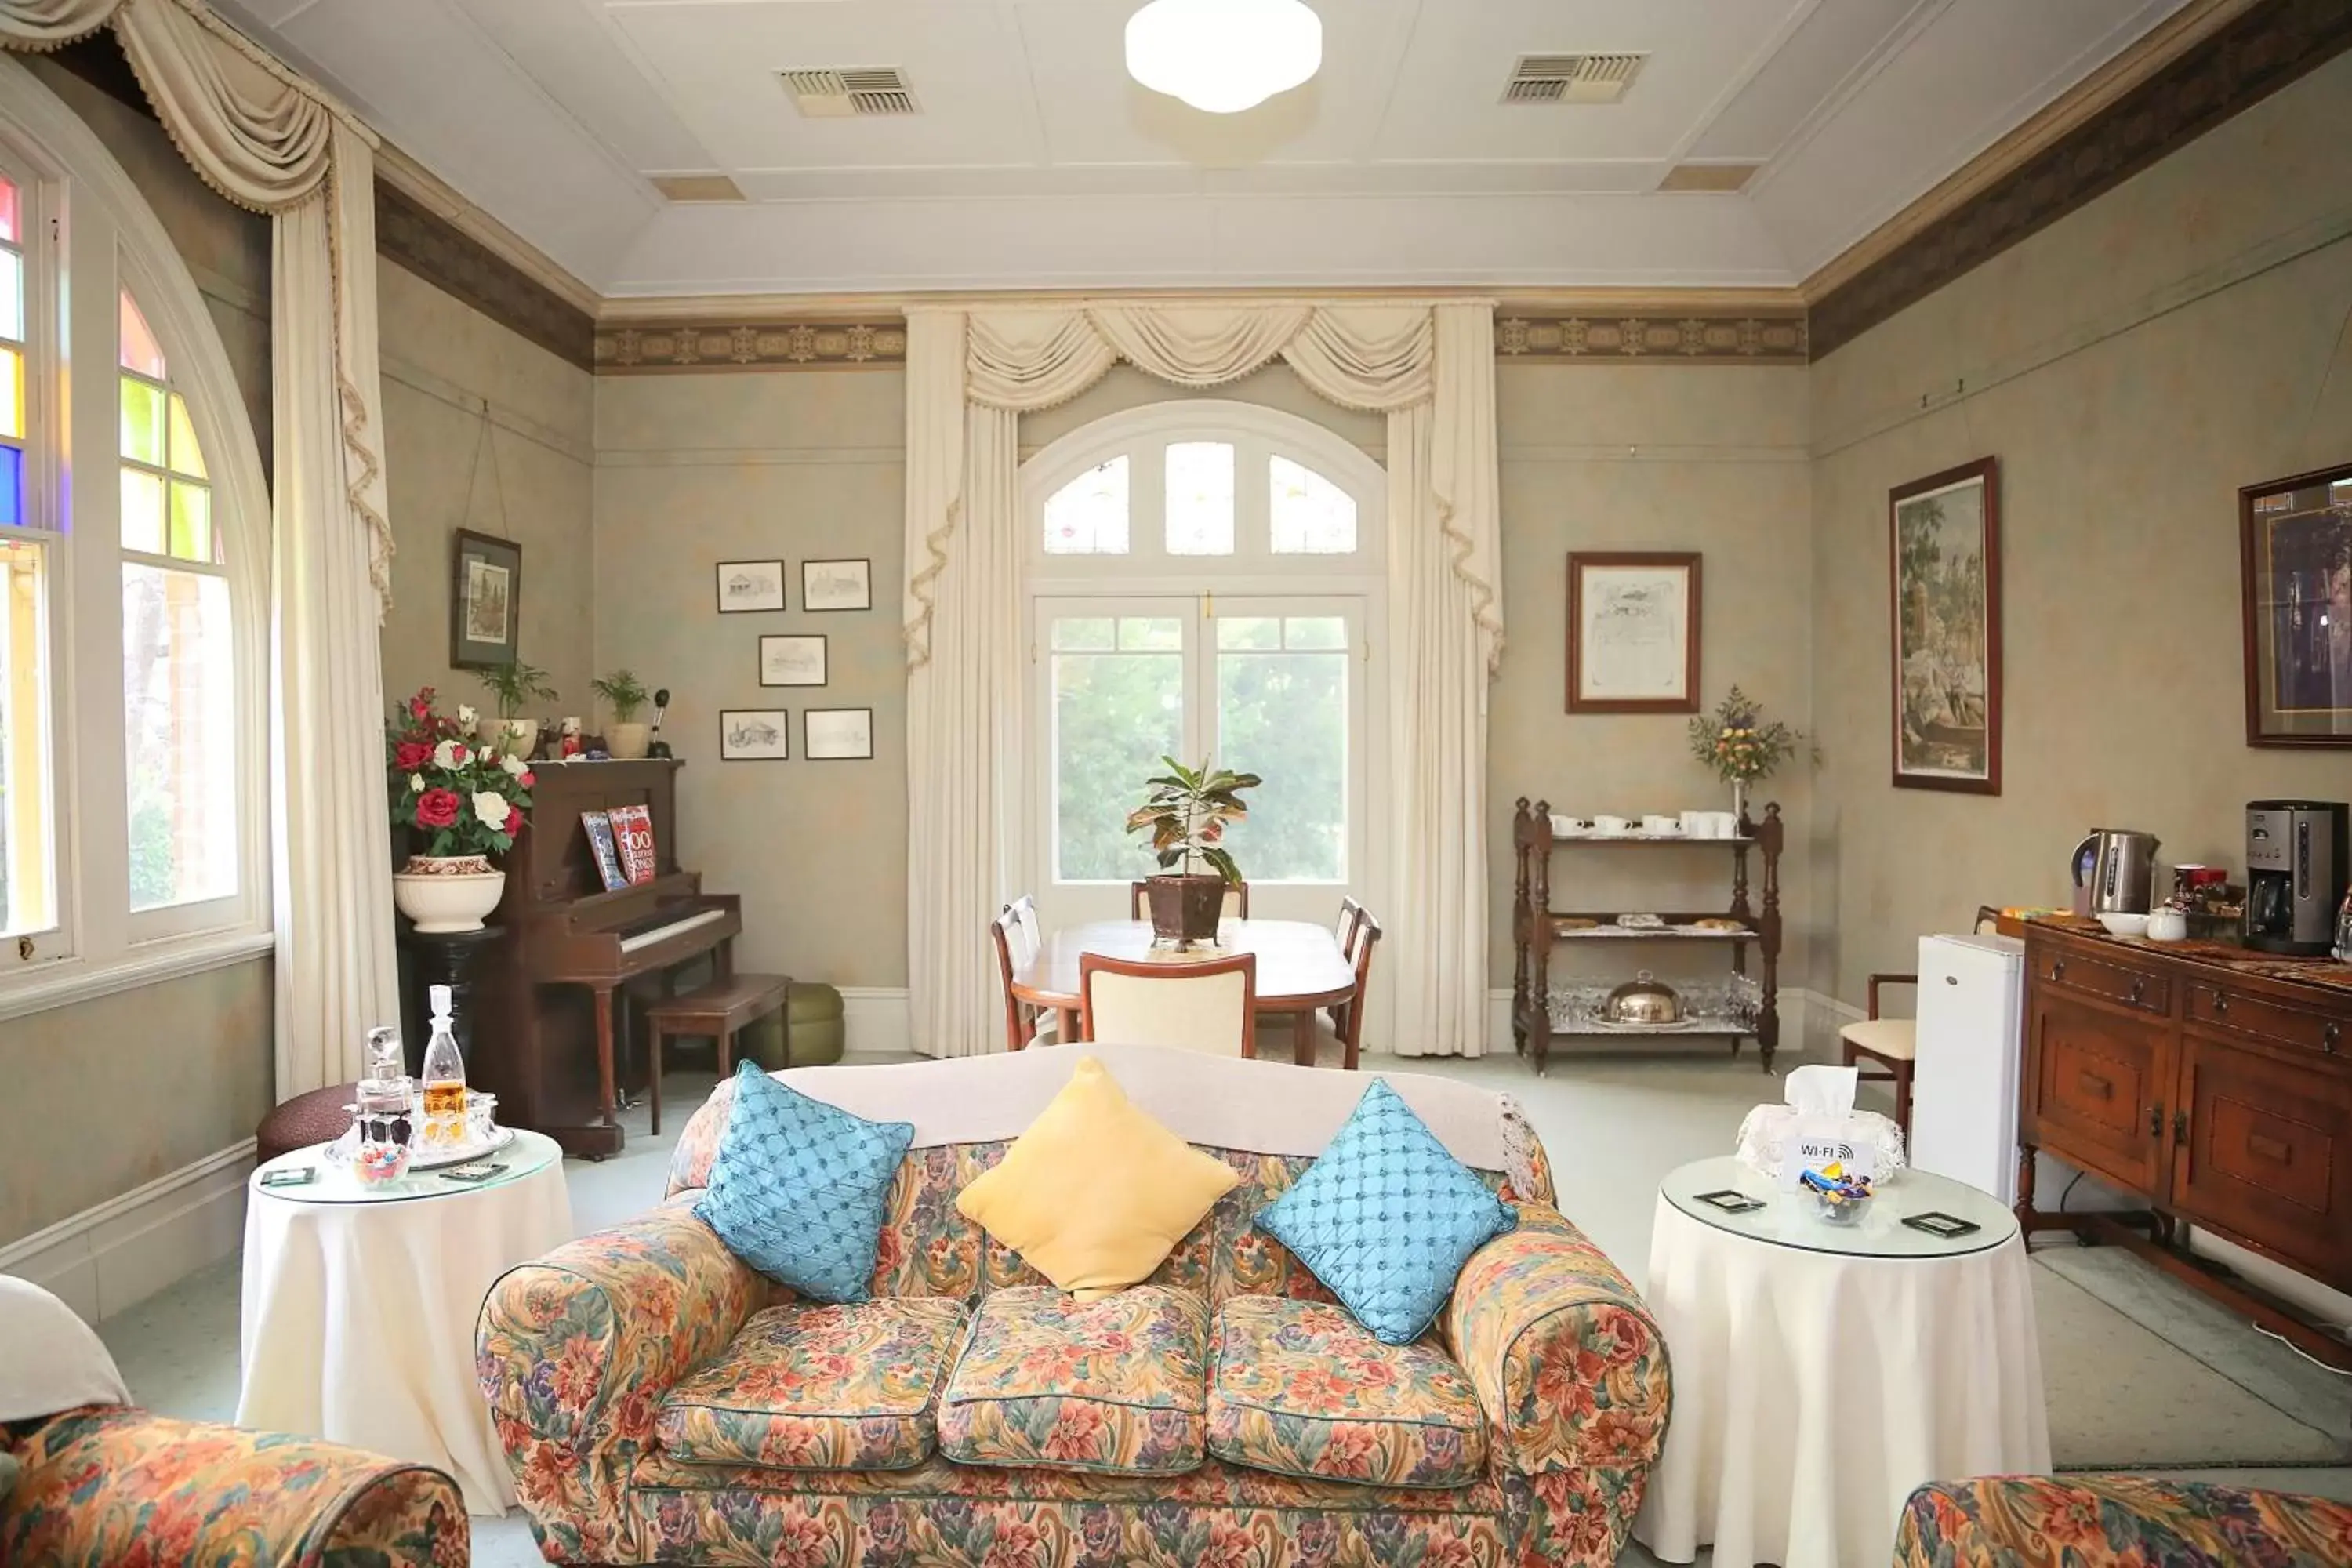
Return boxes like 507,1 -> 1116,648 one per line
1799,1162 -> 1875,1225
352,1134 -> 412,1185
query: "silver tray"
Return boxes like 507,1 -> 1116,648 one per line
325,1123 -> 515,1171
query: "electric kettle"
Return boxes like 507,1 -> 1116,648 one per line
2072,829 -> 2161,916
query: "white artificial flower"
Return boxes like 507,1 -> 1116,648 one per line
472,789 -> 513,831
499,751 -> 528,779
408,773 -> 426,795
456,703 -> 479,735
431,738 -> 469,770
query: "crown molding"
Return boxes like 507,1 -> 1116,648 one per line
371,142 -> 603,318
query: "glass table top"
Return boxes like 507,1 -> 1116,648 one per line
1661,1155 -> 2018,1259
249,1128 -> 562,1205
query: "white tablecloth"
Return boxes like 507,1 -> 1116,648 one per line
1633,1188 -> 2049,1568
236,1132 -> 571,1515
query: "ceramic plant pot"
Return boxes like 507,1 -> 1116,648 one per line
498,719 -> 539,761
393,855 -> 506,934
605,722 -> 651,760
1145,874 -> 1226,949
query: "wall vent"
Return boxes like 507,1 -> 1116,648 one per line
1504,53 -> 1646,105
651,173 -> 746,202
779,67 -> 920,118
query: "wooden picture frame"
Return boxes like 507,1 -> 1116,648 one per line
719,708 -> 790,761
1889,456 -> 2002,793
759,634 -> 828,688
804,706 -> 875,760
1566,552 -> 1700,713
802,557 -> 872,612
2241,461 -> 2352,747
716,559 -> 786,614
449,528 -> 521,670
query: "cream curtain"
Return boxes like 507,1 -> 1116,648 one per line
3,0 -> 398,1094
903,299 -> 1501,1059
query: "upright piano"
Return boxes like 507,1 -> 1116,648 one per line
472,758 -> 739,1157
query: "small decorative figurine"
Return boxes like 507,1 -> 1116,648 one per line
560,716 -> 584,759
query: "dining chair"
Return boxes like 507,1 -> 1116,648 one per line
1335,908 -> 1382,1071
1129,880 -> 1250,920
1841,905 -> 2002,1135
991,903 -> 1053,1052
1079,951 -> 1257,1058
1327,896 -> 1367,1036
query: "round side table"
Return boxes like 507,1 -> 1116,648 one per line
235,1130 -> 571,1515
1633,1156 -> 2049,1568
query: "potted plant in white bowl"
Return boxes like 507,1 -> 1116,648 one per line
477,659 -> 557,761
1125,755 -> 1259,949
387,688 -> 535,933
593,668 -> 652,760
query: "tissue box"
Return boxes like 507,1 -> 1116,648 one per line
1736,1104 -> 1907,1181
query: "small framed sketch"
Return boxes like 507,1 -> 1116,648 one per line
804,706 -> 875,760
717,560 -> 786,614
720,708 -> 790,761
759,634 -> 828,688
2241,461 -> 2352,747
802,557 -> 872,612
1890,457 -> 2002,792
1566,552 -> 1700,713
450,529 -> 521,670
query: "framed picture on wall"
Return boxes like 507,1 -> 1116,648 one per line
802,558 -> 872,612
717,559 -> 786,613
1889,457 -> 2002,793
1566,552 -> 1700,713
450,529 -> 521,670
759,634 -> 828,688
2241,461 -> 2352,746
804,707 -> 875,760
720,709 -> 790,761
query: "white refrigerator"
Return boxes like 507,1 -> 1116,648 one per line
1908,932 -> 2027,1203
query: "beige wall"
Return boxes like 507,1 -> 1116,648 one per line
1809,49 -> 2352,1003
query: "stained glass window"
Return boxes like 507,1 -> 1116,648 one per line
0,176 -> 22,531
118,290 -> 212,564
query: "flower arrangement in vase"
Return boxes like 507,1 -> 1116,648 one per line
387,687 -> 536,933
1686,685 -> 1799,826
1124,756 -> 1259,948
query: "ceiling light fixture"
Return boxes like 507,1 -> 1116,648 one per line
1125,0 -> 1323,114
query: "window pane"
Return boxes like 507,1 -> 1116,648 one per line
1043,457 -> 1129,555
119,290 -> 165,379
1166,441 -> 1234,555
1215,639 -> 1347,881
0,346 -> 19,441
0,178 -> 16,245
1118,616 -> 1181,652
1286,615 -> 1346,649
120,376 -> 165,466
167,394 -> 207,479
168,481 -> 211,562
0,537 -> 53,935
0,445 -> 20,528
121,467 -> 165,554
122,564 -> 235,910
1054,645 -> 1182,881
1050,615 -> 1114,652
1216,615 -> 1279,650
0,247 -> 21,342
1270,456 -> 1356,554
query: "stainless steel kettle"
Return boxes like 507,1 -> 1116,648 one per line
2073,829 -> 2161,915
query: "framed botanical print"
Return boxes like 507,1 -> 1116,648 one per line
2241,462 -> 2352,746
1566,552 -> 1700,713
1890,457 -> 2002,793
449,529 -> 521,670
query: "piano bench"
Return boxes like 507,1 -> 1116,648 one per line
644,973 -> 793,1135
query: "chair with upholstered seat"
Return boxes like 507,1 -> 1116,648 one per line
1079,950 -> 1257,1057
1842,906 -> 2002,1135
1130,879 -> 1249,920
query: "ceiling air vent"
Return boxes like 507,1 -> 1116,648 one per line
1503,53 -> 1646,106
779,67 -> 920,118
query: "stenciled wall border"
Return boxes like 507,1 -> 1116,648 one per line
1496,313 -> 1807,363
595,321 -> 910,372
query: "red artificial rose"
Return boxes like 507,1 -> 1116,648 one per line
414,789 -> 461,830
394,740 -> 432,771
505,804 -> 524,836
409,691 -> 432,720
518,771 -> 535,788
447,742 -> 470,766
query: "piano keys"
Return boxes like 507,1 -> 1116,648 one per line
470,759 -> 740,1157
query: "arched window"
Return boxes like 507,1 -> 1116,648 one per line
1022,401 -> 1385,929
0,67 -> 268,1001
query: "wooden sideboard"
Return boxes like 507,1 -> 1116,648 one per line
2020,920 -> 2352,1366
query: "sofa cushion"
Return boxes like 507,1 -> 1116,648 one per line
1255,1079 -> 1515,1345
1207,1296 -> 1486,1489
938,1285 -> 1208,1475
655,1298 -> 968,1472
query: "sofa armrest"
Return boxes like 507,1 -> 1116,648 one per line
2,1406 -> 462,1566
476,1201 -> 763,1562
1897,1476 -> 2352,1566
1443,1204 -> 1671,1475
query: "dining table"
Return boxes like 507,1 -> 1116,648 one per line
1009,918 -> 1358,1065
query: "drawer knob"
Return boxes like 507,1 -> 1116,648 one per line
2326,1022 -> 2341,1055
2212,992 -> 2229,1016
2147,1104 -> 2161,1138
2051,959 -> 2067,982
2129,978 -> 2146,1004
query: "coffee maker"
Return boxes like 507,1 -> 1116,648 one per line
2244,800 -> 2349,955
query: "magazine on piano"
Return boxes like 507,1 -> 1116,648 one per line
608,804 -> 658,885
579,811 -> 629,892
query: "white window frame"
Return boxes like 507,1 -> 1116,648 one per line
0,58 -> 273,1021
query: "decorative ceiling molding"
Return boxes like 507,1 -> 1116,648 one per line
371,143 -> 602,318
376,183 -> 596,372
1807,0 -> 2352,358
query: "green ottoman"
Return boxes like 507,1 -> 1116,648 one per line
734,982 -> 845,1069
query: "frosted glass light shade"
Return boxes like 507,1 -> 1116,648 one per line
1125,0 -> 1323,114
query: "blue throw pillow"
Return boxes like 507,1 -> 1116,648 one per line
1255,1079 -> 1515,1345
694,1061 -> 914,1303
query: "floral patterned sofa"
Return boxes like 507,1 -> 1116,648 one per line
1896,1475 -> 2352,1566
477,1045 -> 1671,1566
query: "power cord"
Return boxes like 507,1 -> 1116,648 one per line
2252,1322 -> 2352,1375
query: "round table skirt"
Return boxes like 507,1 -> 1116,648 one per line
1633,1193 -> 2049,1568
235,1152 -> 571,1515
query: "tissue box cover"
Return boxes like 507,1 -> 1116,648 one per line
1733,1105 -> 1907,1179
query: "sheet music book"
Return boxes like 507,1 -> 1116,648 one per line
608,804 -> 658,885
580,811 -> 628,892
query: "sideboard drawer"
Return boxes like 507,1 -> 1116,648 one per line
2185,982 -> 2347,1058
2038,947 -> 2170,1016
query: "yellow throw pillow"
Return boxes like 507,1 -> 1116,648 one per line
957,1056 -> 1240,1298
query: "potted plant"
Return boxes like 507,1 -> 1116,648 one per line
1687,684 -> 1800,826
592,668 -> 652,760
1124,755 -> 1260,949
477,659 -> 557,760
387,688 -> 536,932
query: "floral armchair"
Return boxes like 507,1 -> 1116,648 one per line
1896,1475 -> 2352,1566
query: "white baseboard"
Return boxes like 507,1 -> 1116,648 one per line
0,1140 -> 254,1325
837,985 -> 912,1057
1486,986 -> 1846,1062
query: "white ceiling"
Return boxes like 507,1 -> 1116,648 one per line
211,0 -> 2190,299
